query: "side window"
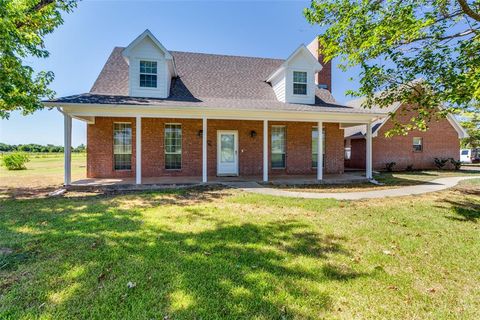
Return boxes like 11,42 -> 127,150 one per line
413,137 -> 423,152
271,126 -> 286,168
113,123 -> 132,170
312,127 -> 326,168
165,124 -> 182,169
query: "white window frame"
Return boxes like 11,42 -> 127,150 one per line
271,125 -> 286,169
113,122 -> 132,171
312,126 -> 326,168
164,123 -> 182,170
139,60 -> 158,88
413,137 -> 423,152
293,71 -> 308,95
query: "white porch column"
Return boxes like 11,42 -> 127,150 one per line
317,121 -> 323,180
63,113 -> 72,186
136,116 -> 142,184
366,122 -> 373,179
202,116 -> 207,183
263,120 -> 268,182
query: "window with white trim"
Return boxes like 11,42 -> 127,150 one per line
293,71 -> 307,95
413,137 -> 423,152
312,127 -> 326,168
271,126 -> 286,168
165,124 -> 182,169
113,123 -> 132,170
139,60 -> 157,88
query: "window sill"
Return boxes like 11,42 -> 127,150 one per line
137,87 -> 159,90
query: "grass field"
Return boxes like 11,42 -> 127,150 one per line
1,153 -> 480,318
0,153 -> 86,195
1,180 -> 479,319
279,170 -> 480,192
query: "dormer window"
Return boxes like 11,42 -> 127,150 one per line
293,71 -> 307,95
139,60 -> 157,88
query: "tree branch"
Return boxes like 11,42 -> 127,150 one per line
16,0 -> 57,29
401,28 -> 476,45
457,0 -> 480,22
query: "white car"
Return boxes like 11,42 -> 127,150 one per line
460,149 -> 472,163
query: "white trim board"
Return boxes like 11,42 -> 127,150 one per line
50,103 -> 385,124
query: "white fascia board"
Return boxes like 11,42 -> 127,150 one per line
53,103 -> 385,124
266,44 -> 322,82
122,29 -> 173,60
437,103 -> 469,139
346,101 -> 469,139
367,102 -> 402,138
446,114 -> 469,138
266,66 -> 285,83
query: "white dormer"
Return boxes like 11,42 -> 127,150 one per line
122,30 -> 176,98
266,45 -> 322,104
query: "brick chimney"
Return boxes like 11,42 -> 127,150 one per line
307,37 -> 332,92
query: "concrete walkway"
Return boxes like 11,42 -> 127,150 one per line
225,176 -> 480,200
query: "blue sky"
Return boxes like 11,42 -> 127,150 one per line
0,0 -> 361,147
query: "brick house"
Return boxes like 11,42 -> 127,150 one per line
343,100 -> 468,170
45,30 -> 460,185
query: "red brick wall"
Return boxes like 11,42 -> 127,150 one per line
206,120 -> 264,176
142,118 -> 203,177
87,117 -> 136,178
87,117 -> 345,178
345,106 -> 460,170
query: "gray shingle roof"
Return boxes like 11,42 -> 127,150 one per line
343,98 -> 399,138
343,121 -> 383,139
49,46 -> 380,114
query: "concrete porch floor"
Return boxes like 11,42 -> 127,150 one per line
69,171 -> 368,189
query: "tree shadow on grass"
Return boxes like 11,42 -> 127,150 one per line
0,189 -> 372,319
437,186 -> 480,223
442,199 -> 480,222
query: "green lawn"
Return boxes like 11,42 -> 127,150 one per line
1,180 -> 479,319
0,153 -> 85,195
279,170 -> 480,193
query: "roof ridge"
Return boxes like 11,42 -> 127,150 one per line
112,45 -> 284,61
171,50 -> 285,62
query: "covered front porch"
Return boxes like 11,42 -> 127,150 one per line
56,102 -> 384,187
69,171 -> 368,190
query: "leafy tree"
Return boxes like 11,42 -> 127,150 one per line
0,0 -> 77,119
461,111 -> 480,148
74,143 -> 86,152
305,0 -> 480,135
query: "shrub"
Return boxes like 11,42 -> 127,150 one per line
406,164 -> 414,171
1,152 -> 30,170
434,158 -> 449,170
449,158 -> 462,170
385,162 -> 396,172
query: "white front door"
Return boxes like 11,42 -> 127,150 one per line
217,130 -> 239,176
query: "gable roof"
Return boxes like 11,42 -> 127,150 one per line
122,29 -> 173,60
265,45 -> 322,82
49,46 -> 380,114
344,97 -> 468,139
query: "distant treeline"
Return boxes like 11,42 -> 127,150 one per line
0,143 -> 86,153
